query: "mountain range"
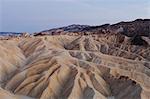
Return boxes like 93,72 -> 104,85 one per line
0,19 -> 149,99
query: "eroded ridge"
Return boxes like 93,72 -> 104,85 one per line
0,35 -> 149,99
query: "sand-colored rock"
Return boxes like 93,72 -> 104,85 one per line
0,35 -> 149,99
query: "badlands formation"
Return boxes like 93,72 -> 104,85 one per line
0,19 -> 150,99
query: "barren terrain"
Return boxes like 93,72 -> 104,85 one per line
0,19 -> 149,99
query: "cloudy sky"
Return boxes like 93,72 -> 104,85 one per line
0,0 -> 150,33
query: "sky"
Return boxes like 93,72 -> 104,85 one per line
0,0 -> 150,33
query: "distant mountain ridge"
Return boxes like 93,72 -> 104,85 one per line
34,24 -> 90,36
1,19 -> 149,38
0,32 -> 22,36
35,19 -> 150,37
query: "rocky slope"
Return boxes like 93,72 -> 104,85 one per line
0,19 -> 150,99
0,33 -> 149,99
